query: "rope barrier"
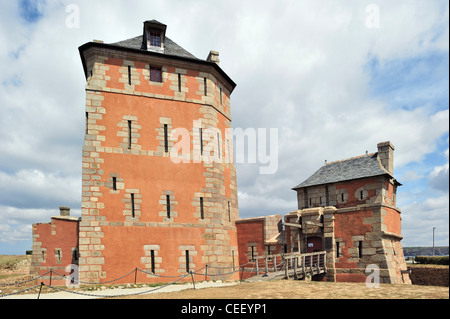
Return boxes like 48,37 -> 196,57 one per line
0,255 -> 300,291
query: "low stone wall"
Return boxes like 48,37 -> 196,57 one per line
409,266 -> 449,287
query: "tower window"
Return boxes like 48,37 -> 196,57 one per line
164,124 -> 169,153
200,197 -> 204,219
128,120 -> 132,149
112,177 -> 117,191
336,242 -> 340,258
185,250 -> 190,273
150,66 -> 162,82
128,65 -> 131,85
131,193 -> 135,218
166,194 -> 171,219
85,112 -> 89,134
217,132 -> 221,158
199,128 -> 203,155
178,73 -> 182,92
204,78 -> 208,96
360,191 -> 364,200
150,250 -> 156,273
358,241 -> 363,258
220,87 -> 223,105
228,201 -> 231,222
149,31 -> 161,47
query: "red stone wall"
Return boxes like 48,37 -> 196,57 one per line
31,217 -> 79,285
79,47 -> 239,284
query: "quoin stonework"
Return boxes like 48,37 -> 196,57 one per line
31,20 -> 410,286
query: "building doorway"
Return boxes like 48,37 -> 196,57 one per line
307,236 -> 322,253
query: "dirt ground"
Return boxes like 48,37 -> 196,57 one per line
1,255 -> 448,299
121,279 -> 449,299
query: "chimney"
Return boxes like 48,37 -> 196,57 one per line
59,206 -> 71,217
377,141 -> 395,176
207,50 -> 220,65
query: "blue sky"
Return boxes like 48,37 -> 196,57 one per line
0,0 -> 448,254
18,0 -> 46,23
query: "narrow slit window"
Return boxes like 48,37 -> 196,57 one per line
131,193 -> 135,218
166,194 -> 171,219
150,250 -> 155,273
200,197 -> 204,219
128,65 -> 131,85
227,201 -> 231,222
72,249 -> 78,261
85,112 -> 89,134
204,77 -> 207,96
112,177 -> 117,191
309,198 -> 312,207
360,191 -> 364,200
217,132 -> 221,158
164,124 -> 169,153
220,87 -> 223,105
128,120 -> 132,149
336,242 -> 340,258
341,193 -> 345,202
185,250 -> 190,273
358,241 -> 363,258
178,73 -> 182,92
251,246 -> 255,261
232,251 -> 235,270
199,128 -> 203,155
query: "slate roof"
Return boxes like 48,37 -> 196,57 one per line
78,20 -> 237,92
111,35 -> 199,60
292,153 -> 398,189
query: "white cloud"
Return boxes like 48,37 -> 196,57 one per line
0,0 -> 448,253
0,169 -> 81,209
428,147 -> 449,192
401,195 -> 449,246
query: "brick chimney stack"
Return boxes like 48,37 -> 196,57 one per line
59,206 -> 71,217
377,141 -> 395,176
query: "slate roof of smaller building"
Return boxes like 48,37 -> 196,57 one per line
292,153 -> 397,189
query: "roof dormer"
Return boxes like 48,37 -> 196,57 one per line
142,20 -> 167,53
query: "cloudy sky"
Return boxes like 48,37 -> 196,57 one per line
0,0 -> 448,254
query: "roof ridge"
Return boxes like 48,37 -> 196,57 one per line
326,152 -> 376,165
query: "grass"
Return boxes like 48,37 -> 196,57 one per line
0,255 -> 30,270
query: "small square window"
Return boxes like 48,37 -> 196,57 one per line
150,31 -> 161,47
150,67 -> 162,83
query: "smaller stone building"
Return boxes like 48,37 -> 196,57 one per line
30,207 -> 80,285
237,141 -> 411,284
287,141 -> 410,284
236,215 -> 284,266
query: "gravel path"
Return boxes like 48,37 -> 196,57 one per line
1,281 -> 238,299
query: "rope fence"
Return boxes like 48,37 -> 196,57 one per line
0,252 -> 321,298
0,262 -> 260,299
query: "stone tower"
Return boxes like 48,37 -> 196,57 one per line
78,20 -> 239,283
